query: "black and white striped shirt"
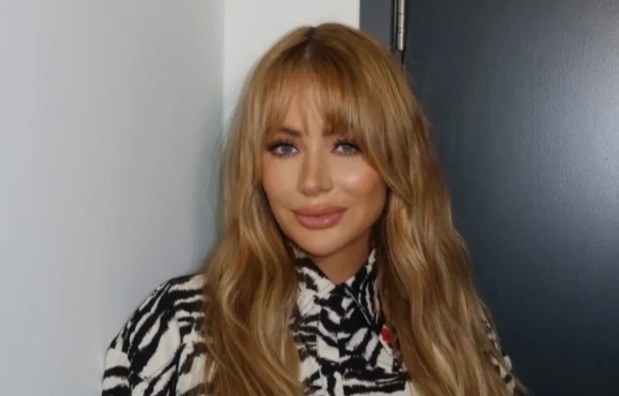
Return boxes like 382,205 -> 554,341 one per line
102,248 -> 515,395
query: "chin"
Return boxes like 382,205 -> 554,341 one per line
288,233 -> 345,258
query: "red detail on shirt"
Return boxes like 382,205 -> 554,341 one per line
380,326 -> 392,346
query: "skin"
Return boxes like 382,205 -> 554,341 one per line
260,91 -> 388,283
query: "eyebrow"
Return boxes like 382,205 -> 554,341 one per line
276,126 -> 340,137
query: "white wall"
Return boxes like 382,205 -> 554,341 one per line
0,1 -> 223,394
223,0 -> 360,123
0,1 -> 358,394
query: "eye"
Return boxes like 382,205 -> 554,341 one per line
333,139 -> 361,155
267,139 -> 298,157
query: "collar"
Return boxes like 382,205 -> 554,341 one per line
291,244 -> 381,327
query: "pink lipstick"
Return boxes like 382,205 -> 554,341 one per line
293,206 -> 346,230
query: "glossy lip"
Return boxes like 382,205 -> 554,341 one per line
293,206 -> 347,230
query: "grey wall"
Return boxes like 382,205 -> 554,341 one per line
0,1 -> 362,394
0,1 -> 223,394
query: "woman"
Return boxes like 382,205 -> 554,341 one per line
102,23 -> 522,396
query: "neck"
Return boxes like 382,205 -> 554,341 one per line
310,233 -> 371,284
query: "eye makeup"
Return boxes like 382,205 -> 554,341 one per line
265,136 -> 361,158
333,137 -> 361,155
266,138 -> 298,157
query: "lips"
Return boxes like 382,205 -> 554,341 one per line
293,206 -> 346,229
294,206 -> 346,216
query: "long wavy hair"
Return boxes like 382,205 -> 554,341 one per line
202,23 -> 520,395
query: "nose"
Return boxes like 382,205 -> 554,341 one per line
297,148 -> 333,196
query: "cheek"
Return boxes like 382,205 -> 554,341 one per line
260,155 -> 295,207
337,163 -> 387,208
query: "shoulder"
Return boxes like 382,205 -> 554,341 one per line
102,273 -> 206,394
108,273 -> 205,351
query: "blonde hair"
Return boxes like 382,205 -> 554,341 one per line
202,23 -> 521,395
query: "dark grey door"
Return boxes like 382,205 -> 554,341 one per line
361,1 -> 619,394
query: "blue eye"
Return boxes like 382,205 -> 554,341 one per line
266,138 -> 360,157
334,140 -> 360,155
267,140 -> 298,157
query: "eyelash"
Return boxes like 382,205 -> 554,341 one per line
266,138 -> 361,158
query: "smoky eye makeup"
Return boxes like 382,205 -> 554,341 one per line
266,138 -> 298,157
264,132 -> 362,158
332,137 -> 361,155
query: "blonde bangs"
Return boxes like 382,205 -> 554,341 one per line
254,40 -> 386,164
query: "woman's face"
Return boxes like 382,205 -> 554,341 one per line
260,92 -> 387,261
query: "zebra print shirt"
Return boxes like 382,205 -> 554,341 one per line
102,248 -> 516,395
